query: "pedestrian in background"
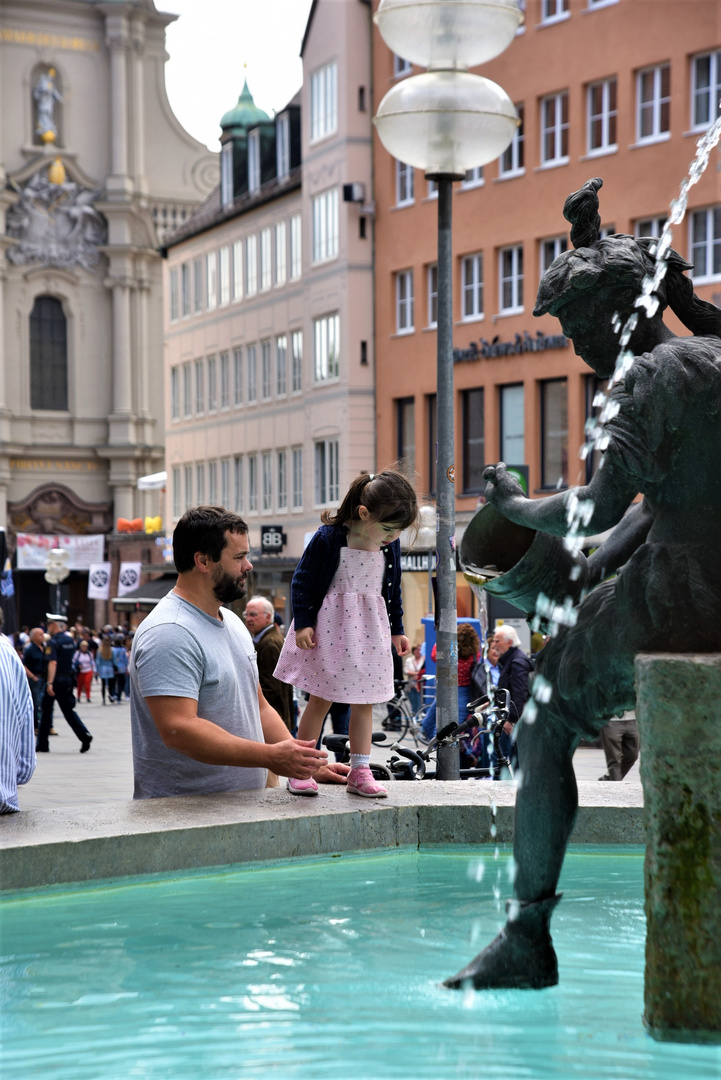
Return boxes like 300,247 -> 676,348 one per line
112,635 -> 129,701
243,597 -> 293,730
96,636 -> 117,704
22,627 -> 48,733
36,615 -> 92,753
72,639 -> 95,703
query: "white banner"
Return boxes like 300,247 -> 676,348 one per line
16,533 -> 106,570
117,561 -> 142,596
87,562 -> 112,600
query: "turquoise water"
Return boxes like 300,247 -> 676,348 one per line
2,845 -> 720,1080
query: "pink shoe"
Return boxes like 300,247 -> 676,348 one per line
287,776 -> 319,797
347,766 -> 387,799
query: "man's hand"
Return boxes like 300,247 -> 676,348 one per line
295,627 -> 316,650
483,462 -> 528,514
314,761 -> 351,784
392,634 -> 410,657
46,684 -> 55,697
502,720 -> 514,736
267,737 -> 328,779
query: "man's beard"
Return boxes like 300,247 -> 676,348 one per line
211,567 -> 247,604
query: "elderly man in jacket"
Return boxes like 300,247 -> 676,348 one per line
243,597 -> 294,730
494,624 -> 533,766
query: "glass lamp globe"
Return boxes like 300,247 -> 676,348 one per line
374,70 -> 518,177
374,0 -> 522,71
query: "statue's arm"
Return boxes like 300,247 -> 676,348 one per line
585,499 -> 653,587
483,457 -> 638,539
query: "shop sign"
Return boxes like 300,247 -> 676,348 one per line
401,553 -> 431,572
453,331 -> 568,364
261,526 -> 287,553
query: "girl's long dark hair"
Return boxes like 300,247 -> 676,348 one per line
322,468 -> 418,531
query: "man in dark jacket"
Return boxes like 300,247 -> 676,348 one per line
243,597 -> 293,730
495,624 -> 533,764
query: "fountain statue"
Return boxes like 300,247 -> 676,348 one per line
445,178 -> 721,1021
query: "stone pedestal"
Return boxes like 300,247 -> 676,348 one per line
635,653 -> 721,1043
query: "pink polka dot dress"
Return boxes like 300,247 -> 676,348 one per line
274,547 -> 394,704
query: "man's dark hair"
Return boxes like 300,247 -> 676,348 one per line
173,506 -> 249,573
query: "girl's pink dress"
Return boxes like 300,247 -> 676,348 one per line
274,547 -> 394,704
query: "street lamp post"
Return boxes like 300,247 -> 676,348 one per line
374,0 -> 521,777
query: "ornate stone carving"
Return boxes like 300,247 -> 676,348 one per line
6,169 -> 107,271
8,483 -> 112,537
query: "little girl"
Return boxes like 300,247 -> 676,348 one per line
274,469 -> 418,798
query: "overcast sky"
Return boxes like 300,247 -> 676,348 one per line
163,0 -> 314,151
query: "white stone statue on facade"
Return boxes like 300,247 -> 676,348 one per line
34,69 -> 63,141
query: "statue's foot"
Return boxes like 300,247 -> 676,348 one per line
444,894 -> 561,991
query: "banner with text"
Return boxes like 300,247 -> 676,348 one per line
16,533 -> 105,571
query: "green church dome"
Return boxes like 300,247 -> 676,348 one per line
220,80 -> 270,133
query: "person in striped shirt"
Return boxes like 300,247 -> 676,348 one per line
0,608 -> 36,812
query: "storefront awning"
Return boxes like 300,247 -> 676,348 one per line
111,576 -> 175,612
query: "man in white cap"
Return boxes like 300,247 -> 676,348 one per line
36,614 -> 92,753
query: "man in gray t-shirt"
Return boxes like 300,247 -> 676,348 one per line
130,507 -> 348,799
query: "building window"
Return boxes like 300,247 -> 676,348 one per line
182,362 -> 192,417
220,351 -> 230,409
692,50 -> 721,130
195,359 -> 204,414
397,397 -> 415,475
291,329 -> 303,392
169,267 -> 179,322
587,77 -> 617,154
246,234 -> 258,296
427,264 -> 438,327
290,214 -> 302,279
635,215 -> 666,239
500,383 -> 525,464
541,0 -> 569,22
233,348 -> 243,406
221,142 -> 233,207
218,246 -> 230,306
260,228 -> 272,291
247,343 -> 257,403
196,462 -> 205,505
277,449 -> 288,511
427,393 -> 437,497
261,339 -> 272,400
208,460 -> 218,505
462,388 -> 485,493
396,160 -> 414,206
313,313 -> 340,381
183,464 -> 193,511
426,178 -> 438,199
193,257 -> 203,313
499,245 -> 524,313
461,253 -> 484,320
248,129 -> 261,193
170,366 -> 179,421
541,235 -> 568,274
275,222 -> 287,285
315,439 -> 339,505
276,334 -> 287,396
637,63 -> 670,143
181,262 -> 191,317
540,91 -> 569,165
276,112 -> 290,180
206,252 -> 217,309
207,355 -> 217,412
395,270 -> 414,333
461,166 -> 484,189
541,378 -> 568,488
499,103 -> 524,176
600,224 -> 616,238
261,451 -> 272,512
292,447 -> 303,509
312,188 -> 339,263
30,296 -> 68,411
248,455 -> 258,512
233,456 -> 243,512
172,465 -> 181,519
221,458 -> 230,508
393,53 -> 411,77
690,207 -> 721,281
232,240 -> 243,300
310,60 -> 338,142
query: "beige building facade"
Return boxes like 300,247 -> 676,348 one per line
164,0 -> 374,614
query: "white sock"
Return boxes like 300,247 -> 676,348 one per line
349,754 -> 370,770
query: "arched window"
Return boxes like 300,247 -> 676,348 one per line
30,296 -> 68,411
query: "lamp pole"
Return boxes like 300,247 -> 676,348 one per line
373,0 -> 522,776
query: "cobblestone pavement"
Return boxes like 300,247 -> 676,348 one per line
18,696 -> 640,812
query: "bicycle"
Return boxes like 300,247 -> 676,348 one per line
324,689 -> 515,782
381,676 -> 435,747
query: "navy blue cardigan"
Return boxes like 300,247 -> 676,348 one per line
290,524 -> 404,635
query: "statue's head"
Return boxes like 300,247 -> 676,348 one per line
533,178 -> 693,377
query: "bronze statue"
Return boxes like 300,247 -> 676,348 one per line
446,178 -> 721,990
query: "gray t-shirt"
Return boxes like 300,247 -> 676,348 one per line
130,591 -> 267,798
